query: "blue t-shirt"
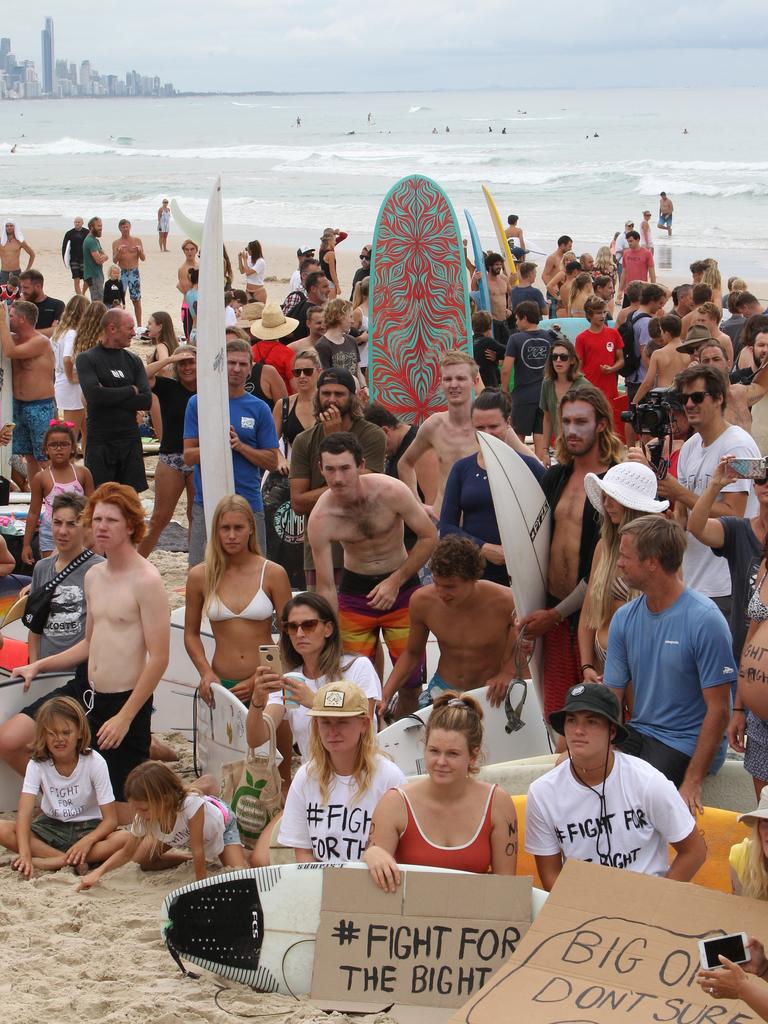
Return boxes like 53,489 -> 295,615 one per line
183,392 -> 278,513
510,285 -> 546,313
604,587 -> 735,768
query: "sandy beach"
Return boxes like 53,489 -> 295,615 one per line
3,226 -> 768,1022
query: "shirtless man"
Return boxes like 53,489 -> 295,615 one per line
381,535 -> 518,715
542,235 -> 573,317
689,302 -> 734,366
698,341 -> 768,433
658,192 -> 674,236
0,221 -> 34,284
505,214 -> 527,261
176,239 -> 199,339
484,253 -> 511,342
0,301 -> 56,481
398,349 -> 533,521
288,305 -> 324,356
310,432 -> 437,693
112,219 -> 146,327
519,387 -> 620,728
15,483 -> 170,822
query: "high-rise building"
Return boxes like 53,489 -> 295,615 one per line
41,17 -> 54,94
0,38 -> 10,73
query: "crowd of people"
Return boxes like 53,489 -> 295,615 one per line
1,204 -> 768,1012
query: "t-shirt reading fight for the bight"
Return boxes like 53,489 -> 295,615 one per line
22,750 -> 114,822
278,754 -> 405,861
130,793 -> 229,860
525,751 -> 694,876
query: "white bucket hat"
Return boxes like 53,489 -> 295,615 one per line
584,462 -> 669,515
737,789 -> 768,826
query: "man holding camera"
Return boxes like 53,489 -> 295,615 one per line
659,364 -> 760,618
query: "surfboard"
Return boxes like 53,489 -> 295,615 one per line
170,199 -> 203,248
481,184 -> 518,285
378,680 -> 549,776
196,178 -> 234,536
465,209 -> 490,313
478,432 -> 549,712
368,174 -> 472,424
540,316 -> 615,342
161,862 -> 549,993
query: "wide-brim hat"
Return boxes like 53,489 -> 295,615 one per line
307,680 -> 368,718
549,683 -> 629,743
679,327 -> 722,355
737,789 -> 768,826
250,302 -> 298,341
584,462 -> 669,515
235,301 -> 265,328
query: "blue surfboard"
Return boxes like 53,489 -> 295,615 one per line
465,209 -> 491,314
540,316 -> 615,344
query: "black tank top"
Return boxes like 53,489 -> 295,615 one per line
319,248 -> 333,282
245,362 -> 273,409
282,396 -> 308,446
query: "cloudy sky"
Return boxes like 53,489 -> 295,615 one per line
8,2 -> 768,92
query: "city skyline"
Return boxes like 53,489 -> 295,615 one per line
0,17 -> 174,100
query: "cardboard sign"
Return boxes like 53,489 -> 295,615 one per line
451,859 -> 767,1024
311,870 -> 532,1009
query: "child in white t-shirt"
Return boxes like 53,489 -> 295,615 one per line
0,696 -> 127,876
77,761 -> 248,888
278,680 -> 405,864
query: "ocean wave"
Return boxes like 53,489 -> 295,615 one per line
635,176 -> 768,198
408,106 -> 430,113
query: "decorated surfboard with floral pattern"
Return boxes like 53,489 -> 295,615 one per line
369,175 -> 472,423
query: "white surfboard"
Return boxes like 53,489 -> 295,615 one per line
193,684 -> 282,785
378,681 -> 549,777
161,862 -> 549,993
170,198 -> 204,248
478,432 -> 550,712
196,178 -> 234,536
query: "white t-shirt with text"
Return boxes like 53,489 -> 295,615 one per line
130,793 -> 230,860
22,750 -> 114,822
525,751 -> 695,877
267,656 -> 382,761
279,754 -> 405,861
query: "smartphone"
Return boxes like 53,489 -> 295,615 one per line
698,932 -> 750,970
730,458 -> 768,479
258,644 -> 282,676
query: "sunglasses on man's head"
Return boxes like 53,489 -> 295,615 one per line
293,367 -> 315,377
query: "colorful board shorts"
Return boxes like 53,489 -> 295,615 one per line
120,267 -> 141,301
12,396 -> 56,460
338,569 -> 423,689
30,813 -> 102,852
658,213 -> 673,229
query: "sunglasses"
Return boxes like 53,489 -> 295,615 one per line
552,353 -> 571,362
680,390 -> 708,405
283,617 -> 323,635
293,367 -> 315,377
359,254 -> 370,260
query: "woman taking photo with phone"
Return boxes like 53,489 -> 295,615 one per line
184,495 -> 291,706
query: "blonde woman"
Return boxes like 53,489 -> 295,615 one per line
702,259 -> 723,310
566,272 -> 594,317
68,300 -> 107,450
184,494 -> 292,706
315,297 -> 367,393
52,294 -> 88,432
594,245 -> 617,287
276,680 -> 405,864
238,240 -> 267,303
351,277 -> 370,378
730,792 -> 768,899
273,348 -> 320,475
578,463 -> 669,679
318,227 -> 342,297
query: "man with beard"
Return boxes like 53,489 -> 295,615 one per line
83,217 -> 109,302
519,386 -> 622,724
484,252 -> 512,343
290,368 -> 385,589
0,221 -> 34,283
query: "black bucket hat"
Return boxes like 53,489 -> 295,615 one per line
548,683 -> 628,743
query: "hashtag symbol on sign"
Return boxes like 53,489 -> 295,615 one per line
331,919 -> 360,946
306,802 -> 324,825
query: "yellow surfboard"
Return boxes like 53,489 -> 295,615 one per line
482,183 -> 519,285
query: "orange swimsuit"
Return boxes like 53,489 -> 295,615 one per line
394,784 -> 496,873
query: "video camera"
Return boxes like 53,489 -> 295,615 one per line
621,387 -> 685,475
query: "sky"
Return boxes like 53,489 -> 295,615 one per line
6,3 -> 768,93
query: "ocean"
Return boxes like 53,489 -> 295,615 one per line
1,87 -> 768,275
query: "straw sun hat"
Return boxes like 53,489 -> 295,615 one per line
249,303 -> 299,341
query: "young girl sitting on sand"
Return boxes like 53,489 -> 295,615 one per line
77,761 -> 248,888
21,422 -> 93,563
0,696 -> 127,877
